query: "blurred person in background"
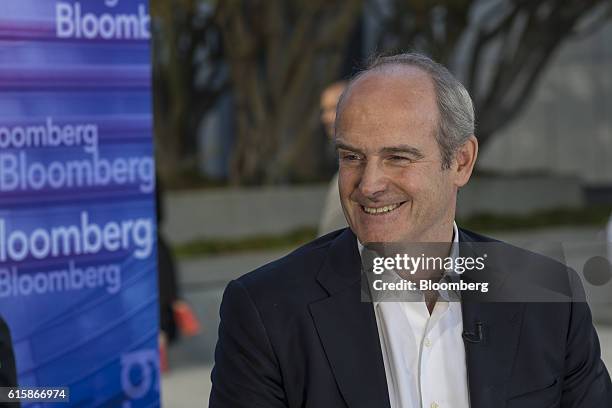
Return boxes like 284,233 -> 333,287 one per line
156,175 -> 200,372
209,53 -> 611,408
318,81 -> 348,236
0,316 -> 20,407
608,211 -> 612,261
320,81 -> 347,140
0,317 -> 17,386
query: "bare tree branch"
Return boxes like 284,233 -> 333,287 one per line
376,0 -> 611,146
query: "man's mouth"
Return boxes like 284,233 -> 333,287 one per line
361,202 -> 405,215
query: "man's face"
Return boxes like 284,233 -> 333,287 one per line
336,67 -> 464,244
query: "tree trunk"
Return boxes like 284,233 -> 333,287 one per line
217,0 -> 362,185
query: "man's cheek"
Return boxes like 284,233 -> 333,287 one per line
338,171 -> 358,196
394,173 -> 421,196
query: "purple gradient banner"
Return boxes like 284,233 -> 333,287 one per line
0,1 -> 159,407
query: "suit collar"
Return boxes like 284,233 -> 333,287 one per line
310,228 -> 391,408
315,228 -> 362,295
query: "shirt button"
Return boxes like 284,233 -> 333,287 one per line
424,338 -> 432,347
430,403 -> 439,408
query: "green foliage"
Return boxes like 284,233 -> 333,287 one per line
174,227 -> 317,258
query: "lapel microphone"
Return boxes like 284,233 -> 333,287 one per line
462,321 -> 485,344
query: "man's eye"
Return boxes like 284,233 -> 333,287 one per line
341,153 -> 361,161
388,155 -> 411,162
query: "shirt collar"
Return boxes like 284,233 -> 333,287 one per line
359,221 -> 461,305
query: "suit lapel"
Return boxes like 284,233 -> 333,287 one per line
459,229 -> 525,408
309,229 -> 391,408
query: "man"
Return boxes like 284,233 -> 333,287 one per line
209,53 -> 612,407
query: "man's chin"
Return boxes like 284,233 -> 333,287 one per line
354,228 -> 408,245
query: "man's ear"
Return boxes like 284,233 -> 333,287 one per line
453,135 -> 478,188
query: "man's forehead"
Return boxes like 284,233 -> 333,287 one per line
339,70 -> 435,118
344,65 -> 434,101
337,65 -> 437,124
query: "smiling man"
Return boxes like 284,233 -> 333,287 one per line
335,60 -> 475,245
209,53 -> 612,408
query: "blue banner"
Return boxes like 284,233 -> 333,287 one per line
0,0 -> 159,407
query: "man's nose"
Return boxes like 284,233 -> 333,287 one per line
358,160 -> 387,199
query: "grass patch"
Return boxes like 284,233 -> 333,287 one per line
459,205 -> 612,232
174,227 -> 317,258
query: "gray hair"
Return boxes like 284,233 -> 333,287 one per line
338,52 -> 475,169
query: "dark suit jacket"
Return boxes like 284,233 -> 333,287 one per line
209,228 -> 612,407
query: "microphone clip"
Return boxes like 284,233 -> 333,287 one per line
462,321 -> 485,344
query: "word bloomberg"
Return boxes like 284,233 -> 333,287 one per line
0,151 -> 154,193
56,2 -> 150,40
0,261 -> 121,298
0,211 -> 153,262
0,117 -> 98,154
372,279 -> 489,293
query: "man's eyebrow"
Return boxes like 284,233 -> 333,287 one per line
380,145 -> 425,159
334,141 -> 364,155
334,142 -> 425,159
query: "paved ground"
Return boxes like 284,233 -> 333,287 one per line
161,226 -> 612,407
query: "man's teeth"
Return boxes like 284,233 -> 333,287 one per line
363,203 -> 401,214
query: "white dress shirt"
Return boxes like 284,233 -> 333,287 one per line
361,222 -> 470,408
